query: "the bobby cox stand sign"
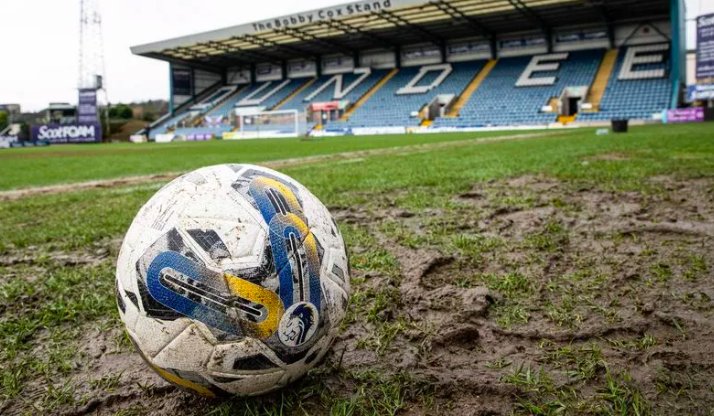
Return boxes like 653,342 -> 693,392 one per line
251,0 -> 392,32
32,123 -> 102,144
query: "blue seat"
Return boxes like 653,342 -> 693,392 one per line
579,45 -> 671,122
435,49 -> 604,128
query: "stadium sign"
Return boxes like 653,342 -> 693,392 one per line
664,108 -> 705,123
251,0 -> 393,32
697,13 -> 714,80
687,84 -> 714,102
77,88 -> 99,123
31,123 -> 102,144
0,136 -> 18,149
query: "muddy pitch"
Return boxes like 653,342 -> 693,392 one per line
2,174 -> 713,415
334,174 -> 714,415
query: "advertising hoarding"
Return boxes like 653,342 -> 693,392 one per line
664,108 -> 705,123
31,123 -> 102,144
77,88 -> 99,123
696,14 -> 714,80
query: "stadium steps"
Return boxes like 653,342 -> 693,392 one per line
446,59 -> 498,118
547,97 -> 559,112
558,115 -> 576,124
586,49 -> 619,112
272,78 -> 316,110
340,68 -> 399,121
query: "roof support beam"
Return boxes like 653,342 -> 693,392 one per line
149,54 -> 224,73
224,51 -> 276,65
168,46 -> 207,60
506,0 -> 552,50
379,10 -> 444,46
508,0 -> 552,38
200,41 -> 276,65
278,27 -> 357,57
240,50 -> 283,64
221,38 -> 287,63
594,5 -> 615,48
430,0 -> 494,38
507,0 -> 548,28
240,34 -> 315,59
323,20 -> 400,50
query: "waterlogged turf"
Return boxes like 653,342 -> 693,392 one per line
1,123 -> 713,415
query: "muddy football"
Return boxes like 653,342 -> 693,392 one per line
115,165 -> 350,396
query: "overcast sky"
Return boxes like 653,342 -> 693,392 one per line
1,0 -> 712,112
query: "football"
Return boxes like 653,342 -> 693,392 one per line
115,164 -> 350,396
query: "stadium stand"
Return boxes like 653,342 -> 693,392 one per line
205,87 -> 251,119
335,62 -> 484,128
148,45 -> 672,138
131,0 -> 684,139
189,86 -> 237,112
237,79 -> 310,109
435,49 -> 604,128
149,112 -> 195,139
150,79 -> 313,138
279,70 -> 388,112
579,44 -> 671,122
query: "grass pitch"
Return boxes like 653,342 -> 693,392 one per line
0,130 -> 528,191
1,123 -> 713,415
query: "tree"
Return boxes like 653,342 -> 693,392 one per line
0,111 -> 8,132
108,104 -> 133,120
142,111 -> 157,122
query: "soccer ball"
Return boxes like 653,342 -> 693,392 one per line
115,164 -> 350,396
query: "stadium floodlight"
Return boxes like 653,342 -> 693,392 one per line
78,0 -> 108,131
235,109 -> 307,139
78,0 -> 106,91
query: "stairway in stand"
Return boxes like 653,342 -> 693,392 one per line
340,68 -> 399,121
272,78 -> 315,110
558,115 -> 576,125
446,59 -> 498,117
586,49 -> 618,112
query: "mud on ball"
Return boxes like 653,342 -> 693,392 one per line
115,164 -> 350,396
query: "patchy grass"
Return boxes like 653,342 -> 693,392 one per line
2,123 -> 714,414
0,130 -> 533,191
600,371 -> 651,416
